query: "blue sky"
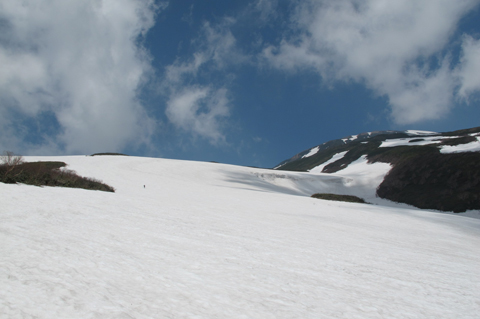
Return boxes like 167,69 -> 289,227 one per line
1,0 -> 480,168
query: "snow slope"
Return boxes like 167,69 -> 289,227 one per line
302,146 -> 320,158
1,156 -> 480,318
379,134 -> 480,153
309,151 -> 348,174
440,136 -> 480,153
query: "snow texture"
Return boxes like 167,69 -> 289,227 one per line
341,134 -> 358,143
379,136 -> 454,148
440,136 -> 480,153
405,130 -> 438,135
329,155 -> 392,203
380,135 -> 480,154
309,151 -> 348,174
302,146 -> 320,158
1,156 -> 480,318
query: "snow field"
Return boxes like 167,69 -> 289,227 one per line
379,134 -> 480,153
379,136 -> 447,148
309,151 -> 348,174
1,156 -> 480,318
440,136 -> 480,153
404,130 -> 438,135
302,146 -> 320,158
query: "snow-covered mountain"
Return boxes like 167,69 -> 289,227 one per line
275,126 -> 480,212
2,155 -> 480,318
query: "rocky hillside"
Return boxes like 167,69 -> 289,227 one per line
275,127 -> 480,212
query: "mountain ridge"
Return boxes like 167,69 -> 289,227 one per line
275,126 -> 480,212
274,130 -> 437,169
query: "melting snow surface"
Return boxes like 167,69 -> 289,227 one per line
342,135 -> 358,143
2,156 -> 480,318
380,136 -> 452,148
380,135 -> 480,154
330,155 -> 392,203
309,151 -> 348,173
440,137 -> 480,153
405,130 -> 437,135
301,146 -> 320,158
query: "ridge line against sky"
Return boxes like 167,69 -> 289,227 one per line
1,0 -> 479,167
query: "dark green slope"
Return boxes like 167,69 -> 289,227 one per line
275,127 -> 480,213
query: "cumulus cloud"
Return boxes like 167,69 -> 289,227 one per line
166,87 -> 230,144
161,19 -> 241,144
456,35 -> 480,101
0,0 -> 162,154
253,0 -> 279,22
263,0 -> 480,124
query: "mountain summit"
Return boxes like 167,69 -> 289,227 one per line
275,127 -> 480,212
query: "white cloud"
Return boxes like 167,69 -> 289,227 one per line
389,60 -> 455,124
163,19 -> 244,85
264,0 -> 480,124
203,20 -> 245,68
166,87 -> 230,144
165,53 -> 208,84
253,0 -> 279,22
161,19 -> 242,143
0,0 -> 162,154
456,35 -> 480,101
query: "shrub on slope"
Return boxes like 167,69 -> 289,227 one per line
311,193 -> 367,204
371,150 -> 480,213
91,152 -> 128,156
0,155 -> 115,192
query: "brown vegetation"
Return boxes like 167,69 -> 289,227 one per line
311,193 -> 367,204
373,151 -> 480,213
0,152 -> 115,192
